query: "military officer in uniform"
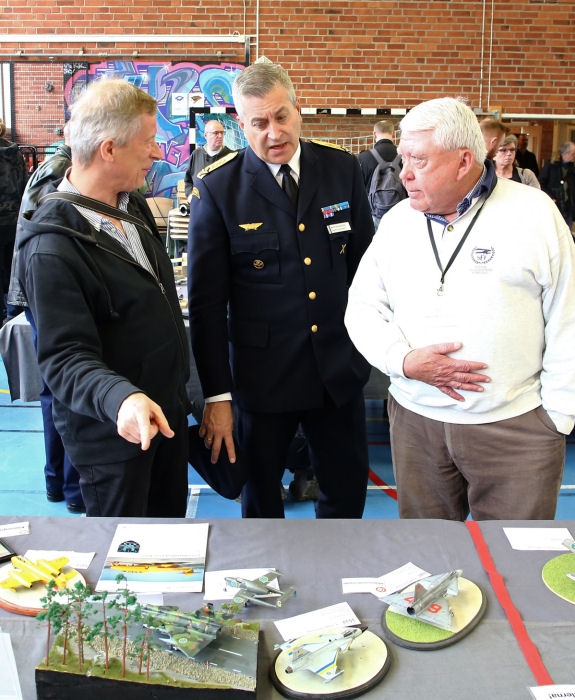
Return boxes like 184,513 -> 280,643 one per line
187,61 -> 375,518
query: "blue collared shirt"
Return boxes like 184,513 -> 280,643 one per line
425,162 -> 495,226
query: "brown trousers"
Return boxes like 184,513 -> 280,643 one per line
388,396 -> 566,520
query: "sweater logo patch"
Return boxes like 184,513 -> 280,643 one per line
471,246 -> 495,265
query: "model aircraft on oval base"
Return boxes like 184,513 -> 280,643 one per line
224,569 -> 296,609
382,569 -> 462,630
0,555 -> 77,591
276,625 -> 367,682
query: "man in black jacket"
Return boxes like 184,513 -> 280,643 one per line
7,126 -> 84,514
539,141 -> 575,230
16,79 -> 190,517
183,120 -> 233,202
0,117 -> 27,324
357,120 -> 398,192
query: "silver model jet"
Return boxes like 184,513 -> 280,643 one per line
561,539 -> 575,583
382,569 -> 462,630
276,626 -> 366,682
224,569 -> 296,608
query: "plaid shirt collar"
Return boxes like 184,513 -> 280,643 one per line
425,159 -> 496,226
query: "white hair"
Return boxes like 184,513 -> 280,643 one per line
400,97 -> 487,164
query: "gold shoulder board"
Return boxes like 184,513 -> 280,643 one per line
310,139 -> 350,153
197,151 -> 239,179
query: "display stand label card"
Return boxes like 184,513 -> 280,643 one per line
342,562 -> 429,598
25,549 -> 95,570
504,527 -> 573,550
529,684 -> 575,699
274,602 -> 360,642
0,522 -> 29,537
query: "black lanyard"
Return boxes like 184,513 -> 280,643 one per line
426,199 -> 487,295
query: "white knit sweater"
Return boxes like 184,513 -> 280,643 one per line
345,177 -> 575,434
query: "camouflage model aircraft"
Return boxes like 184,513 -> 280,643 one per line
141,603 -> 233,659
224,569 -> 296,609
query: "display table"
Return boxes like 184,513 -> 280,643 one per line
0,315 -> 42,402
0,516 -> 572,699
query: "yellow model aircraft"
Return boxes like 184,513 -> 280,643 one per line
0,555 -> 77,591
109,562 -> 195,576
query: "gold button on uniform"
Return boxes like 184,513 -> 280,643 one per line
304,257 -> 312,266
447,225 -> 454,232
311,324 -> 318,333
253,259 -> 264,269
298,223 -> 305,232
308,291 -> 316,300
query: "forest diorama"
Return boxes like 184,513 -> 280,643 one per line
36,573 -> 259,690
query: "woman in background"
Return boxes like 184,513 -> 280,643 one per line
494,134 -> 540,188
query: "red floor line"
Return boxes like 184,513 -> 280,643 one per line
368,469 -> 398,500
466,520 -> 553,686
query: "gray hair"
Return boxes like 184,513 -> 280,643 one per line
68,78 -> 157,167
559,141 -> 575,156
400,97 -> 487,164
502,134 -> 518,148
232,63 -> 297,119
0,117 -> 6,139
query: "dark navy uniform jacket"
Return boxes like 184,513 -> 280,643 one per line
187,139 -> 375,414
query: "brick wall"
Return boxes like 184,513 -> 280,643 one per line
2,0 -> 574,157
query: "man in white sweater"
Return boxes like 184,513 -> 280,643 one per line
345,97 -> 575,521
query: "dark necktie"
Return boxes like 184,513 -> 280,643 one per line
280,163 -> 298,209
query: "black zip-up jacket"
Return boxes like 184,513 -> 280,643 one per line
9,144 -> 72,307
16,186 -> 190,465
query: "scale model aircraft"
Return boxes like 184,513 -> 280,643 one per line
0,555 -> 76,591
561,540 -> 575,583
141,603 -> 231,659
277,626 -> 366,682
224,569 -> 296,609
108,562 -> 195,575
382,569 -> 462,631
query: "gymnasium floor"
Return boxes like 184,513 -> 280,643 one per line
0,356 -> 573,520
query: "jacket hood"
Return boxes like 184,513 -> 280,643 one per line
0,138 -> 22,162
17,181 -> 99,250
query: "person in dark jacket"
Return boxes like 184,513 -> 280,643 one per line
183,120 -> 233,201
16,79 -> 190,517
8,127 -> 84,513
357,120 -> 398,191
0,117 -> 27,324
539,141 -> 575,229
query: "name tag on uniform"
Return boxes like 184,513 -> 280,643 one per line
327,221 -> 351,235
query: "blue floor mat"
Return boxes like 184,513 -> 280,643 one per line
1,353 -> 572,520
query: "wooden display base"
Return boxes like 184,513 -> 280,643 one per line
542,553 -> 575,605
0,563 -> 85,617
381,577 -> 486,650
270,628 -> 390,699
36,667 -> 255,700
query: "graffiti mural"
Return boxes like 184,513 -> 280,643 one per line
63,60 -> 246,197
